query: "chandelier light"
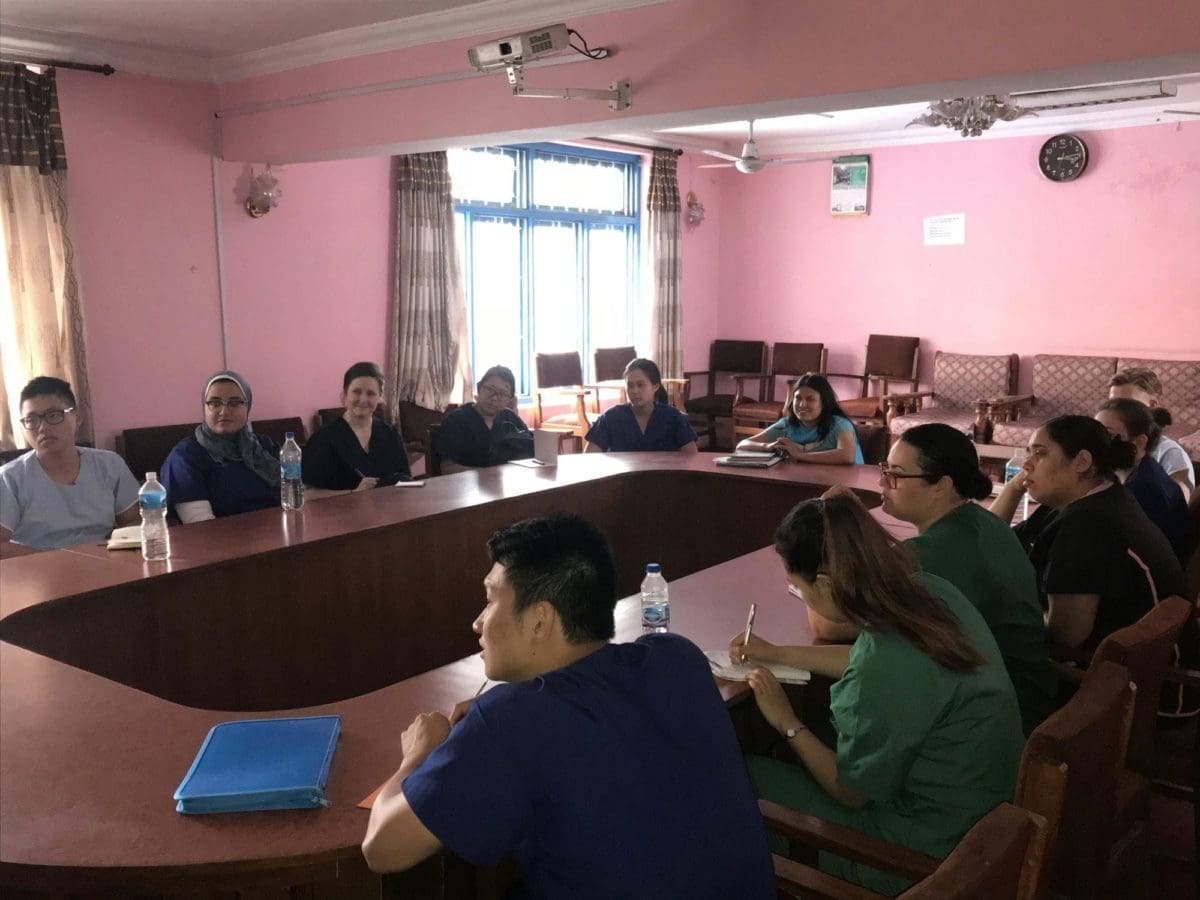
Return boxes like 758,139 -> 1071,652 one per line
907,95 -> 1037,137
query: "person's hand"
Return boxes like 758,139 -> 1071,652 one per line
400,712 -> 451,767
1005,469 -> 1029,494
354,476 -> 380,492
729,631 -> 777,666
448,695 -> 479,726
769,437 -> 803,460
746,667 -> 801,735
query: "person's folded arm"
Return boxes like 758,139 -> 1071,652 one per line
175,500 -> 215,524
677,440 -> 698,454
1046,593 -> 1099,649
115,502 -> 140,527
0,524 -> 12,544
790,429 -> 858,465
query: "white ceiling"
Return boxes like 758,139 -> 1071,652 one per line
1,0 -> 1197,154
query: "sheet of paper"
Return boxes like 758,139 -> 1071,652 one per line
924,213 -> 966,245
703,650 -> 811,685
106,525 -> 142,551
358,783 -> 384,810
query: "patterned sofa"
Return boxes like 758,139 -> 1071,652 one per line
885,351 -> 1018,439
985,355 -> 1200,466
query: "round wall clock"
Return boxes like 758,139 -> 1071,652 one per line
1038,134 -> 1089,182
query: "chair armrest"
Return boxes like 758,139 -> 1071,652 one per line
985,393 -> 1035,409
682,370 -> 712,379
733,374 -> 771,405
824,372 -> 868,382
880,390 -> 934,403
759,800 -> 941,882
534,386 -> 592,399
772,854 -> 886,900
1163,665 -> 1200,688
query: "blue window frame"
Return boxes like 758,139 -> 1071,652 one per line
450,143 -> 641,396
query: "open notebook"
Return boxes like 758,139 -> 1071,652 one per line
703,650 -> 810,684
106,525 -> 142,550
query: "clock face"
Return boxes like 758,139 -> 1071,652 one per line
1039,134 -> 1088,182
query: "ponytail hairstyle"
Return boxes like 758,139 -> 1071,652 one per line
773,495 -> 985,672
899,423 -> 993,501
1043,414 -> 1137,480
784,373 -> 850,440
624,358 -> 669,405
1096,397 -> 1166,452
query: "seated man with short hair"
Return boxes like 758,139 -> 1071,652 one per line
362,514 -> 775,899
1,376 -> 140,550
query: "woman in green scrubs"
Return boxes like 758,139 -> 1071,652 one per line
730,494 -> 1023,896
881,423 -> 1054,734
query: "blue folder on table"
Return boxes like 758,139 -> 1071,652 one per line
174,715 -> 341,814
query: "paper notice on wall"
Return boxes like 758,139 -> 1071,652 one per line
924,214 -> 965,245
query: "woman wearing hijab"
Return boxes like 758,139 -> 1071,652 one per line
161,371 -> 281,522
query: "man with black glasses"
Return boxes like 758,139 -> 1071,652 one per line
0,376 -> 139,549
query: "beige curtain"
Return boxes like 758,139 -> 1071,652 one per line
647,150 -> 682,378
0,65 -> 89,450
387,152 -> 472,414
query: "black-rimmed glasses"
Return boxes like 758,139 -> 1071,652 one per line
19,407 -> 74,429
204,398 -> 247,410
478,384 -> 513,402
878,462 -> 930,489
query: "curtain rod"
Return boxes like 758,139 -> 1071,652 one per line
0,56 -> 115,76
585,137 -> 682,156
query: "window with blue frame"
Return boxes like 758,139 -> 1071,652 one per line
448,143 -> 640,396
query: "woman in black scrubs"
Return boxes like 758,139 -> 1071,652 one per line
303,362 -> 411,491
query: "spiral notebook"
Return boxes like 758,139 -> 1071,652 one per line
174,715 -> 341,814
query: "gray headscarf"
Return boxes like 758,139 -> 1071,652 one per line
195,370 -> 280,487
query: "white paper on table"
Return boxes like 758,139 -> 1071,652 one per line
703,650 -> 811,684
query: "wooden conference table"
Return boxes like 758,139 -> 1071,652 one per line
0,453 -> 885,897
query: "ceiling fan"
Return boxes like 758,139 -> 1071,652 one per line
698,118 -> 834,174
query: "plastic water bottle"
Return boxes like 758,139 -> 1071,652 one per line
1004,448 -> 1030,520
280,433 -> 304,510
138,472 -> 171,561
640,564 -> 670,632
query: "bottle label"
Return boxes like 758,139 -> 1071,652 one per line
281,462 -> 302,480
139,493 -> 167,511
641,602 -> 669,627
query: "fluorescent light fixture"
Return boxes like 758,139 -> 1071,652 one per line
1013,80 -> 1175,111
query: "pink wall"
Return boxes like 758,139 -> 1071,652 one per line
713,122 -> 1200,394
677,153 -> 723,372
216,0 -> 1200,162
217,156 -> 393,424
57,70 -> 222,451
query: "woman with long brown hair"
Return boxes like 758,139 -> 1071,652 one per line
730,494 -> 1023,896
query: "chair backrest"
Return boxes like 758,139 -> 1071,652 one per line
396,400 -> 453,455
1089,596 -> 1192,775
767,343 -> 828,401
898,804 -> 1052,900
117,418 -> 306,481
1188,488 -> 1200,603
593,346 -> 638,382
1016,660 -> 1135,900
535,352 -> 584,390
426,423 -> 443,476
312,403 -> 387,437
1117,356 -> 1200,434
931,351 -> 1018,411
1030,354 -> 1118,418
709,340 -> 766,374
863,334 -> 920,381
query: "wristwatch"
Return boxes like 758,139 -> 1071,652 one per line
783,723 -> 806,739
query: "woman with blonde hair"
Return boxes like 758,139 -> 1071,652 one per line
730,494 -> 1022,896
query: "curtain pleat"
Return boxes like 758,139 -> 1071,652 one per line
646,151 -> 682,378
387,152 -> 472,413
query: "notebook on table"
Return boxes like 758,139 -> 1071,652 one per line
714,451 -> 784,469
703,650 -> 811,684
174,715 -> 341,814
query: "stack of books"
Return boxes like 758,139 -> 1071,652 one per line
714,450 -> 785,469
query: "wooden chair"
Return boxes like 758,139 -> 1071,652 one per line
589,345 -> 638,412
395,399 -> 454,462
532,352 -> 593,442
731,342 -> 828,440
682,339 -> 767,450
311,403 -> 387,437
826,334 -> 920,421
770,802 -> 1052,900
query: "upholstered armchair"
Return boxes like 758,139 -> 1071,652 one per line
985,354 -> 1118,450
884,351 -> 1017,441
731,342 -> 827,440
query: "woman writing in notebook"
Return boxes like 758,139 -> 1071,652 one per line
735,373 -> 862,464
728,494 -> 1022,896
584,358 -> 698,453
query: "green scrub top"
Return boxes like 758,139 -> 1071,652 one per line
907,501 -> 1055,734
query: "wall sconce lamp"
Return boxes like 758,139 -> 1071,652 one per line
686,191 -> 705,227
246,166 -> 283,217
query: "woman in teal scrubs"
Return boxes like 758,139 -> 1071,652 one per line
730,494 -> 1023,896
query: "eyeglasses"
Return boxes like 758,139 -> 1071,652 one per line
19,407 -> 74,429
478,384 -> 513,402
878,462 -> 931,489
204,398 -> 246,410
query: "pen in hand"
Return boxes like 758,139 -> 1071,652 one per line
740,603 -> 757,664
474,680 -> 488,698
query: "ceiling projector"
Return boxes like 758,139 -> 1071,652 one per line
468,24 -> 571,71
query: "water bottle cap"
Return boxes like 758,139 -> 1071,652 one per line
145,472 -> 156,481
285,432 -> 295,440
645,563 -> 661,573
